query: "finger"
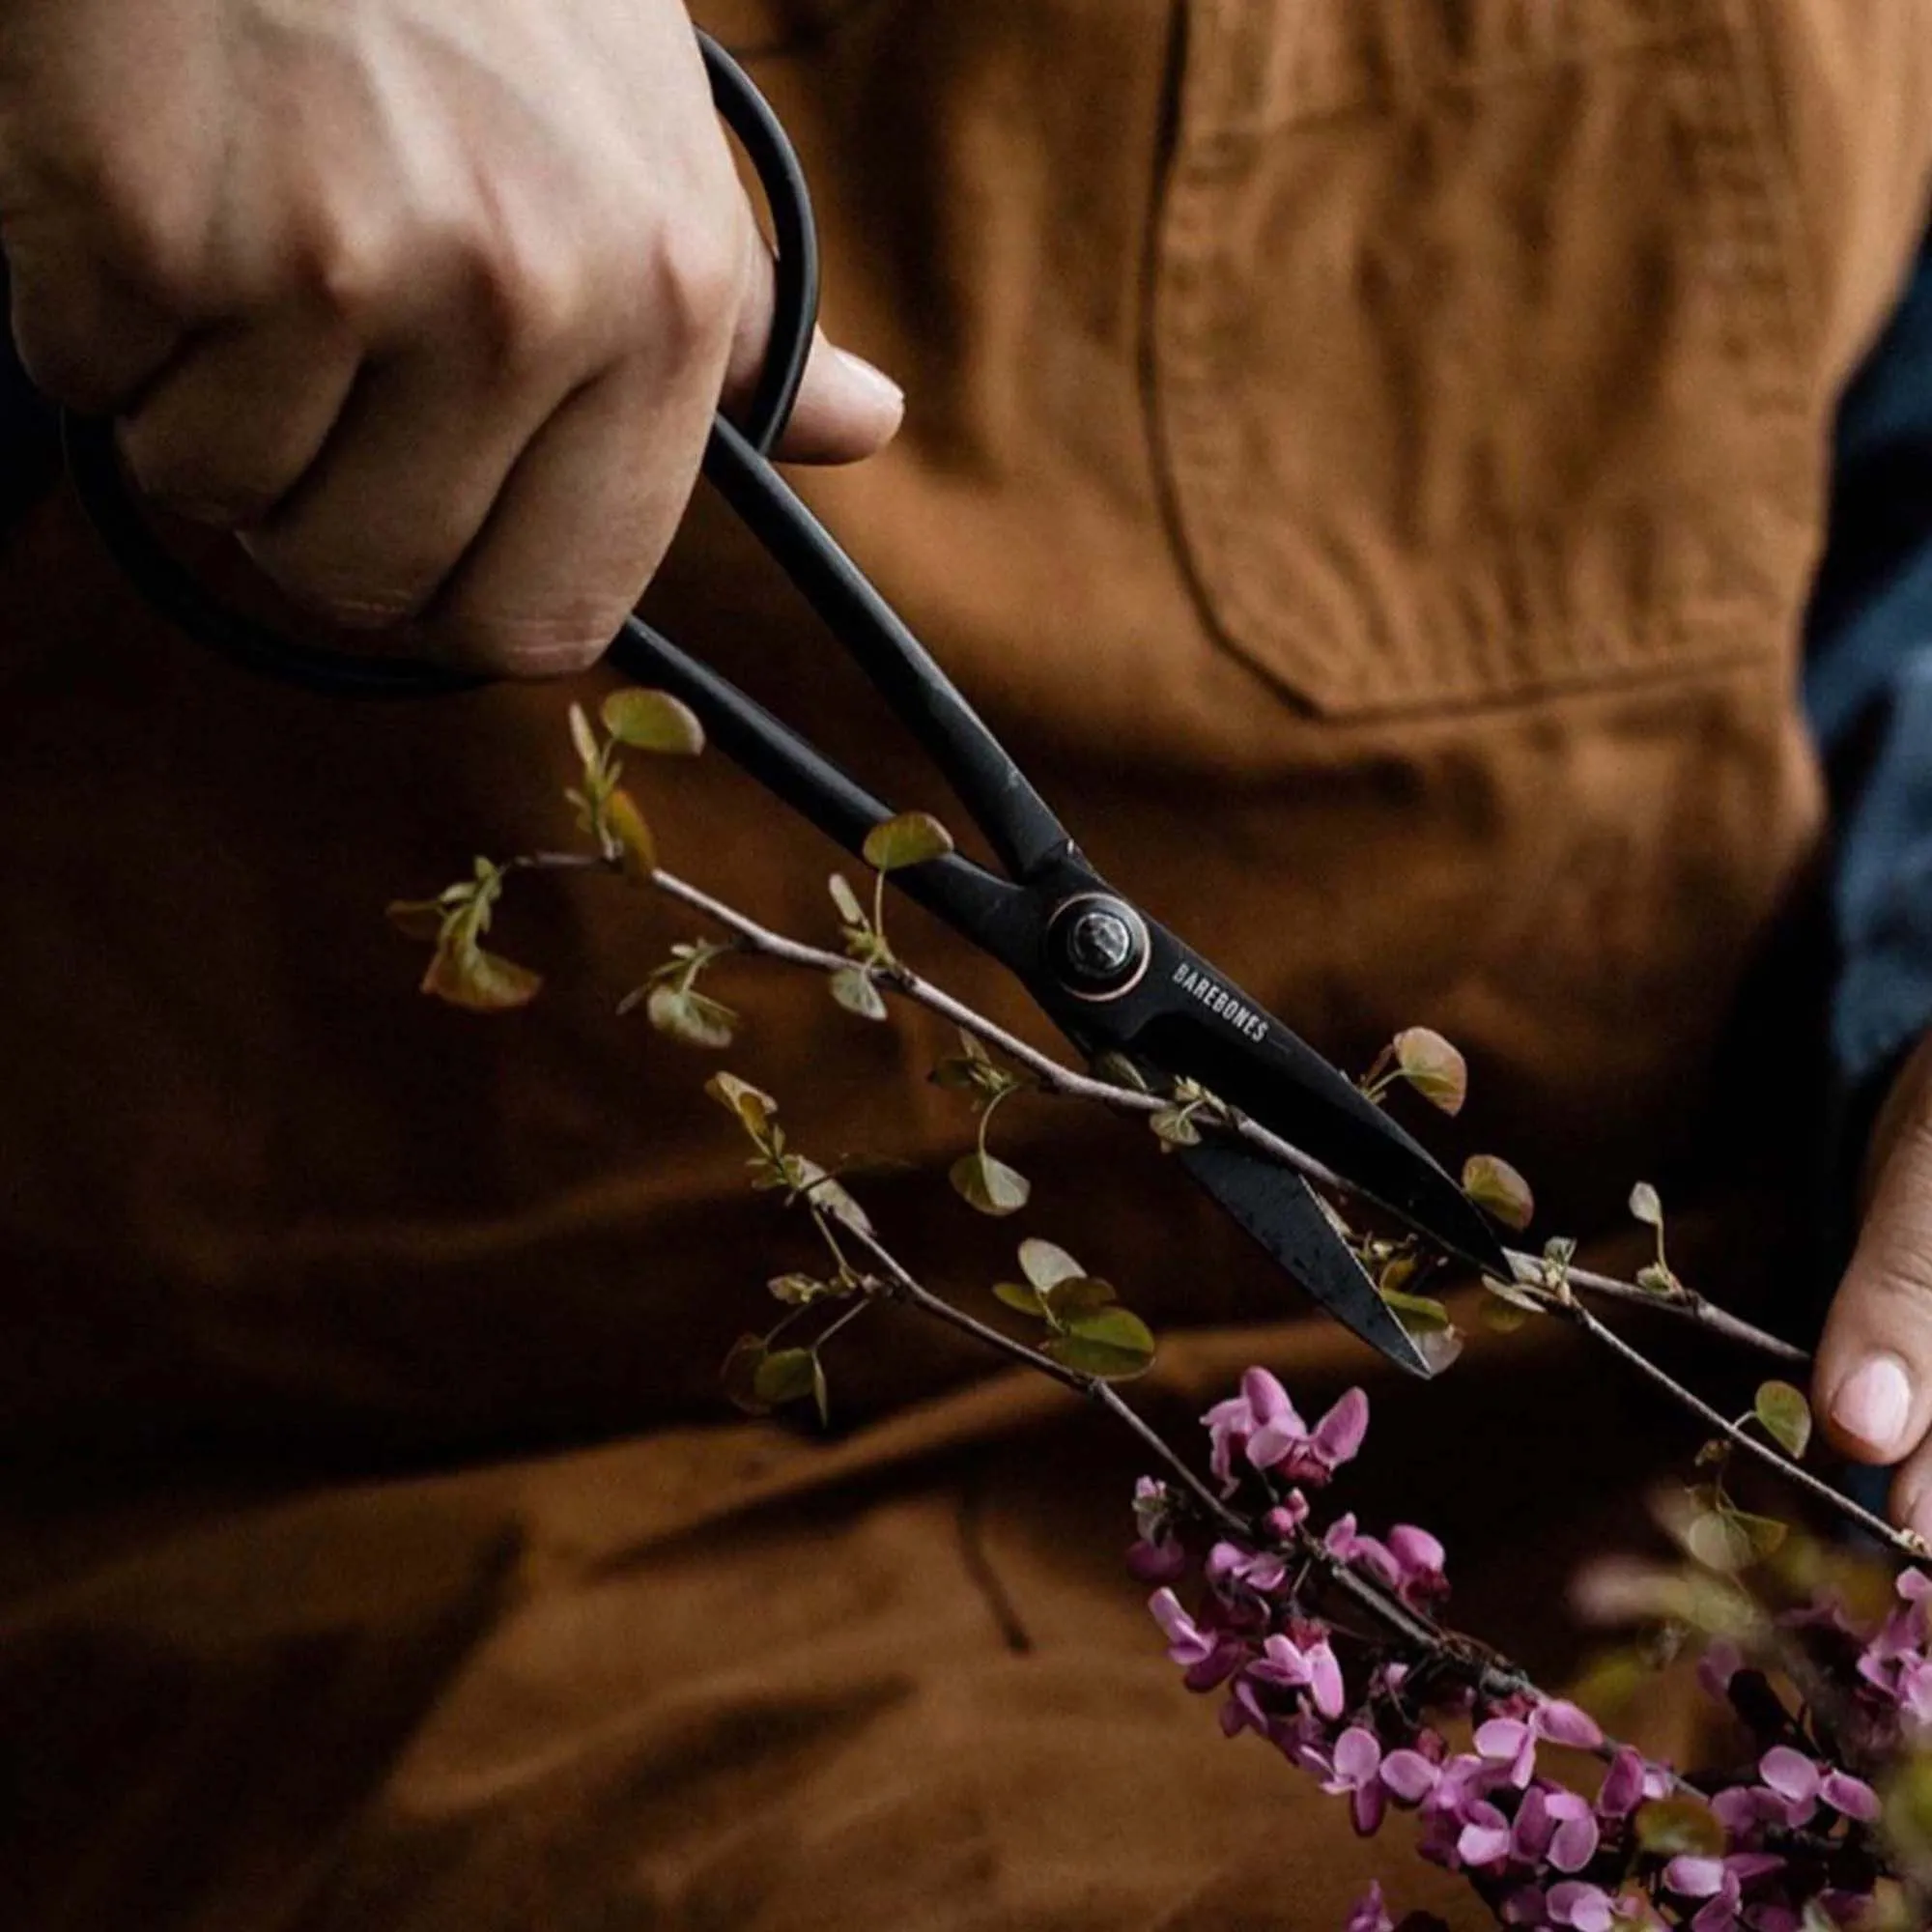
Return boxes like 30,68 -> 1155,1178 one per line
1891,1428 -> 1932,1545
1816,1111 -> 1932,1474
423,350 -> 713,675
115,306 -> 360,526
5,233 -> 182,414
240,338 -> 568,632
721,218 -> 902,465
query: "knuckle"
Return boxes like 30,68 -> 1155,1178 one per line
647,212 -> 745,360
470,229 -> 593,375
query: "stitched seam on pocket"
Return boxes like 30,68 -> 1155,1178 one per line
1151,0 -> 1818,720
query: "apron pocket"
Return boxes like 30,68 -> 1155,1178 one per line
1152,0 -> 1817,717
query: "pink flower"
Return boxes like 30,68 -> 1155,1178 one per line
1248,1630 -> 1346,1719
1344,1883 -> 1393,1932
1127,1478 -> 1187,1581
1546,1882 -> 1617,1932
1473,1699 -> 1603,1788
1325,1515 -> 1402,1588
1148,1589 -> 1245,1690
1206,1539 -> 1289,1595
1511,1783 -> 1600,1873
1595,1747 -> 1649,1819
1203,1371 -> 1370,1492
1387,1524 -> 1449,1605
1379,1748 -> 1441,1806
1662,1854 -> 1786,1932
1321,1726 -> 1390,1835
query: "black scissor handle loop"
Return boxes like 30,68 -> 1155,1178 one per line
63,30 -> 818,700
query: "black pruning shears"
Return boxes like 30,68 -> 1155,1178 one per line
60,34 -> 1510,1375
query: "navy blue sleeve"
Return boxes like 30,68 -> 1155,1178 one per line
1804,230 -> 1932,1093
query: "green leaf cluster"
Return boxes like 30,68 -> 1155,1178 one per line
991,1238 -> 1154,1379
386,857 -> 543,1012
621,939 -> 740,1049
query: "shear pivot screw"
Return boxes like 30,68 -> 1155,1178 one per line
1047,895 -> 1149,1000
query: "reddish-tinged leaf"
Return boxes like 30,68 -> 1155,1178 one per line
1463,1153 -> 1534,1232
1393,1028 -> 1468,1116
422,938 -> 543,1012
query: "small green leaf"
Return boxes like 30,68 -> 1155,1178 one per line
1634,1263 -> 1680,1296
950,1150 -> 1032,1217
605,788 -> 657,881
1483,1271 -> 1547,1315
1018,1238 -> 1085,1292
1754,1380 -> 1813,1461
568,701 -> 602,771
789,1157 -> 876,1237
1045,1307 -> 1156,1379
1150,1106 -> 1203,1148
422,937 -> 544,1012
863,810 -> 955,873
645,985 -> 738,1050
601,688 -> 705,755
1045,1277 -> 1119,1320
722,1335 -> 771,1414
768,1273 -> 831,1307
1392,1027 -> 1468,1116
705,1072 -> 778,1141
1629,1181 -> 1663,1229
1686,1508 -> 1786,1575
1463,1154 -> 1534,1232
1481,1298 -> 1530,1336
811,1354 -> 831,1428
993,1281 -> 1046,1317
1634,1796 -> 1725,1859
1093,1052 -> 1152,1094
753,1347 -> 819,1407
829,966 -> 889,1022
1380,1287 -> 1452,1330
829,873 -> 867,927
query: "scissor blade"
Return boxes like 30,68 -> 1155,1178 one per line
1175,1139 -> 1433,1377
1129,951 -> 1512,1280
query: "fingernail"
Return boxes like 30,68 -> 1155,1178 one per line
833,346 -> 905,417
1832,1352 -> 1914,1454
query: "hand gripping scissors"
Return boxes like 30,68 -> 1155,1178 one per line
60,34 -> 1510,1375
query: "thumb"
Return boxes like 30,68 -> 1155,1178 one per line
721,216 -> 904,465
1816,1034 -> 1932,1474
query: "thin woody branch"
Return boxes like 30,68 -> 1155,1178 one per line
643,861 -> 1806,1364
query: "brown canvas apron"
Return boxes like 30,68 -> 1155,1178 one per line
2,2 -> 1930,1924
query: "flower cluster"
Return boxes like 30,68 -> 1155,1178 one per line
1139,1370 -> 1918,1931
